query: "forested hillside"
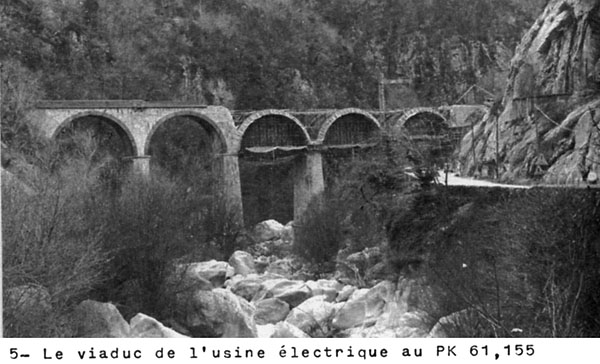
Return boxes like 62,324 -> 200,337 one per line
1,0 -> 542,118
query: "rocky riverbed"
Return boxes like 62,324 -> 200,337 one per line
36,219 -> 461,338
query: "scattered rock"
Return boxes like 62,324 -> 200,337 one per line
339,310 -> 429,338
335,285 -> 357,303
285,295 -> 335,335
270,321 -> 310,338
305,279 -> 343,302
256,324 -> 276,338
129,313 -> 188,338
72,300 -> 130,338
331,281 -> 395,330
254,298 -> 290,325
228,250 -> 256,276
182,288 -> 257,337
265,258 -> 296,277
281,221 -> 294,243
428,309 -> 474,338
348,288 -> 369,301
229,275 -> 264,301
253,219 -> 285,242
248,239 -> 293,258
254,256 -> 269,274
180,260 -> 234,288
253,279 -> 312,308
165,269 -> 213,302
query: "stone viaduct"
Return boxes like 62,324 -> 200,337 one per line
29,100 -> 487,223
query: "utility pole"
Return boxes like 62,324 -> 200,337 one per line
489,99 -> 502,179
495,113 -> 499,179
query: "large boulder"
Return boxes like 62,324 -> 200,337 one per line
253,279 -> 312,308
335,285 -> 357,303
281,221 -> 294,243
337,279 -> 432,338
285,295 -> 335,336
270,321 -> 310,338
247,235 -> 293,258
265,257 -> 303,277
72,300 -> 130,338
331,281 -> 395,330
305,279 -> 343,302
182,288 -> 257,337
336,246 -> 383,285
253,219 -> 285,242
226,273 -> 285,301
341,311 -> 429,338
256,324 -> 276,338
179,260 -> 234,288
228,275 -> 264,301
428,309 -> 476,338
129,313 -> 188,338
228,250 -> 256,276
366,283 -> 430,338
254,298 -> 290,325
254,256 -> 270,274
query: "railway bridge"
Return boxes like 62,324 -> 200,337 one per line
29,101 -> 487,222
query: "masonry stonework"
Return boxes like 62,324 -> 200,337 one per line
30,101 -> 484,224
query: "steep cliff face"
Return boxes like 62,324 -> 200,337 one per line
460,0 -> 600,184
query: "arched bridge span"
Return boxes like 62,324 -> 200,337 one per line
31,101 -> 486,222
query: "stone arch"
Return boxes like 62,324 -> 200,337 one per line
237,110 -> 311,153
144,111 -> 228,156
317,108 -> 381,145
52,111 -> 138,156
395,108 -> 448,132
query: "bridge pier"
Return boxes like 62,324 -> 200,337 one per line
293,150 -> 325,220
221,154 -> 244,226
131,155 -> 151,176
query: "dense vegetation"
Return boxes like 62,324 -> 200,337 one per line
386,186 -> 600,337
1,0 -> 542,111
3,139 -> 243,336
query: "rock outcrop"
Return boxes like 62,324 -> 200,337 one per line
181,288 -> 257,337
461,0 -> 600,183
228,250 -> 256,276
285,295 -> 335,335
72,300 -> 131,338
129,313 -> 189,338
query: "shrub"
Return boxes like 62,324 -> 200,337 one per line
293,136 -> 414,272
98,166 -> 244,321
292,196 -> 345,271
386,187 -> 600,337
2,157 -> 111,337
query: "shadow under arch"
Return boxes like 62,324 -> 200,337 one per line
52,111 -> 138,157
144,110 -> 228,156
395,108 -> 449,134
237,110 -> 311,227
394,109 -> 454,168
238,109 -> 311,152
317,108 -> 381,146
